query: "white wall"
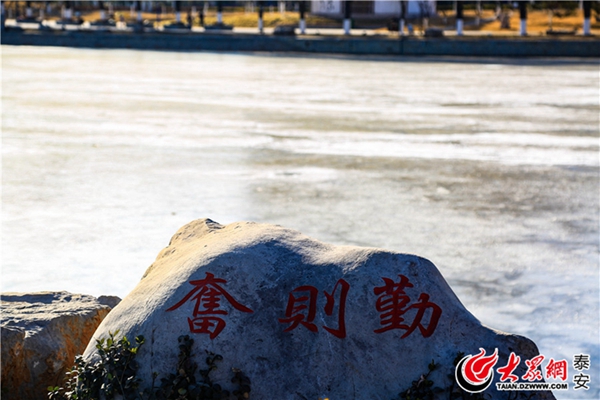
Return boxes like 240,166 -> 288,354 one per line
375,1 -> 436,16
375,1 -> 400,14
311,0 -> 342,15
312,1 -> 436,17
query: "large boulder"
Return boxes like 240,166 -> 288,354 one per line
85,219 -> 554,399
1,291 -> 117,400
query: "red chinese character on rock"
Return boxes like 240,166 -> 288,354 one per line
373,275 -> 442,338
279,285 -> 319,333
522,355 -> 545,382
497,352 -> 521,382
279,279 -> 350,338
323,279 -> 350,338
166,272 -> 253,339
546,358 -> 568,381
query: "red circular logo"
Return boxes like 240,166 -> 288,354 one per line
455,348 -> 499,393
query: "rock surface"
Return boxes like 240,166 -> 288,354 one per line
84,219 -> 554,399
97,295 -> 122,309
1,291 -> 116,400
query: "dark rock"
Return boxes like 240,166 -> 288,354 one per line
97,295 -> 122,309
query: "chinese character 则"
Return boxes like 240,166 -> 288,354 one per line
166,272 -> 253,339
279,279 -> 350,338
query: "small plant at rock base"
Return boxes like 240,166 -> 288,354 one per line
395,353 -> 497,400
397,359 -> 443,400
50,332 -> 250,400
148,335 -> 251,400
149,335 -> 229,400
48,330 -> 145,400
230,368 -> 251,400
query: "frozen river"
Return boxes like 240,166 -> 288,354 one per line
2,46 -> 598,398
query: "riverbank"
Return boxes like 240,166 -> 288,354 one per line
2,28 -> 599,57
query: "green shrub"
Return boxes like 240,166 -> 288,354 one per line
48,331 -> 145,400
48,332 -> 251,400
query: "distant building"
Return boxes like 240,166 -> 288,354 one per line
311,0 -> 436,18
